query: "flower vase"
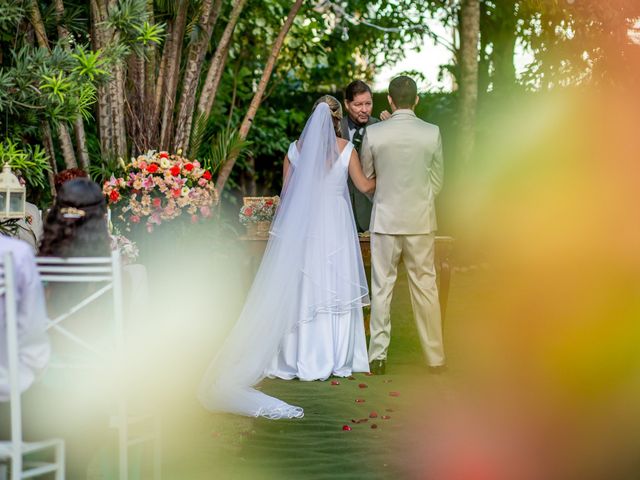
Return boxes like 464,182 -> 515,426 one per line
256,221 -> 271,237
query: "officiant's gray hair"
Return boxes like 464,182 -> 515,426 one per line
312,95 -> 343,137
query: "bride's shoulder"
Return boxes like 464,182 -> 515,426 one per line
336,137 -> 353,153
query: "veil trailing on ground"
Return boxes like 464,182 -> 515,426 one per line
198,103 -> 369,418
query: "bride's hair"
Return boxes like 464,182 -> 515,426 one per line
312,95 -> 343,137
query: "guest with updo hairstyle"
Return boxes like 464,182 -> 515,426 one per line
39,178 -> 111,258
53,168 -> 89,194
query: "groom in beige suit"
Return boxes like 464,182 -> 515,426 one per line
360,76 -> 445,374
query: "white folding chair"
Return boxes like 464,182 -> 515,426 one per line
0,252 -> 65,480
36,251 -> 160,480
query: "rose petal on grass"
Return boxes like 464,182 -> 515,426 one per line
369,412 -> 378,418
331,380 -> 340,386
371,424 -> 378,429
358,383 -> 368,388
355,398 -> 366,403
342,425 -> 352,431
364,372 -> 374,376
381,415 -> 391,420
389,391 -> 400,397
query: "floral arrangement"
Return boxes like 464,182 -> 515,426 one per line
110,233 -> 140,265
103,150 -> 218,233
239,196 -> 280,225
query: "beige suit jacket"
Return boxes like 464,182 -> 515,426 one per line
360,109 -> 444,234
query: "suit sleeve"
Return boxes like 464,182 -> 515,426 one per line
430,129 -> 444,196
361,131 -> 375,179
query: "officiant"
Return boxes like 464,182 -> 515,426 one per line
341,80 -> 383,233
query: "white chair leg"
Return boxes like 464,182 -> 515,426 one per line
55,441 -> 65,480
153,418 -> 162,480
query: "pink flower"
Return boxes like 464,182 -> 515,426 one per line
130,215 -> 141,224
200,205 -> 211,217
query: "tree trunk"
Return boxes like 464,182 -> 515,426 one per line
29,0 -> 78,169
457,0 -> 480,167
157,0 -> 189,149
112,62 -> 128,158
40,120 -> 57,196
55,0 -> 90,168
195,0 -> 248,137
215,0 -> 304,194
491,0 -> 517,95
90,0 -> 113,156
172,0 -> 223,152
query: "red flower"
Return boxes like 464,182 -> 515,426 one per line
147,164 -> 159,173
171,189 -> 181,198
152,198 -> 162,208
266,200 -> 274,206
170,165 -> 181,176
184,163 -> 194,172
244,208 -> 253,216
159,151 -> 169,159
202,170 -> 212,181
109,190 -> 120,202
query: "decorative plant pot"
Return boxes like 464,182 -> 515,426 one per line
256,220 -> 271,237
245,223 -> 259,237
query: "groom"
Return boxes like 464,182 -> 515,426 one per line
361,76 -> 446,375
341,80 -> 379,233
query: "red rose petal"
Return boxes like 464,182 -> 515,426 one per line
331,380 -> 340,386
342,425 -> 352,431
389,391 -> 400,397
369,412 -> 378,418
371,424 -> 378,429
358,383 -> 368,388
382,415 -> 391,420
355,398 -> 366,403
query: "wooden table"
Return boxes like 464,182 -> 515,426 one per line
239,235 -> 454,320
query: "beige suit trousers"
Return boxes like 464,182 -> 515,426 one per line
368,232 -> 445,366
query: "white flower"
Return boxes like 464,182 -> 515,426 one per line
161,158 -> 171,169
181,186 -> 190,197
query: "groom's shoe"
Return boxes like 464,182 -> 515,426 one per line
370,359 -> 386,375
428,364 -> 448,375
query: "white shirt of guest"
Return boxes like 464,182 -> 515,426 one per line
0,236 -> 50,401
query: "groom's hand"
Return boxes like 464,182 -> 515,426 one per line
380,110 -> 391,121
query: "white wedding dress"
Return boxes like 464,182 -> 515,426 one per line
198,103 -> 370,419
264,141 -> 370,381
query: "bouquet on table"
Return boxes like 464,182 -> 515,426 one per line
103,151 -> 219,234
239,196 -> 280,237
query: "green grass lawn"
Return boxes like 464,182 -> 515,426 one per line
155,266 -> 476,480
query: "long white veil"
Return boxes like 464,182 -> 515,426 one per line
198,103 -> 369,419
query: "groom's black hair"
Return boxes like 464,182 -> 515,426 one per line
345,80 -> 372,102
389,76 -> 417,109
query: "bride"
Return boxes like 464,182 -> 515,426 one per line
198,96 -> 375,419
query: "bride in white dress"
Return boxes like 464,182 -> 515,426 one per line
198,96 -> 375,419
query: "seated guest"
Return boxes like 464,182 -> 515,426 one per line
16,201 -> 43,253
39,178 -> 111,258
0,236 -> 50,401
